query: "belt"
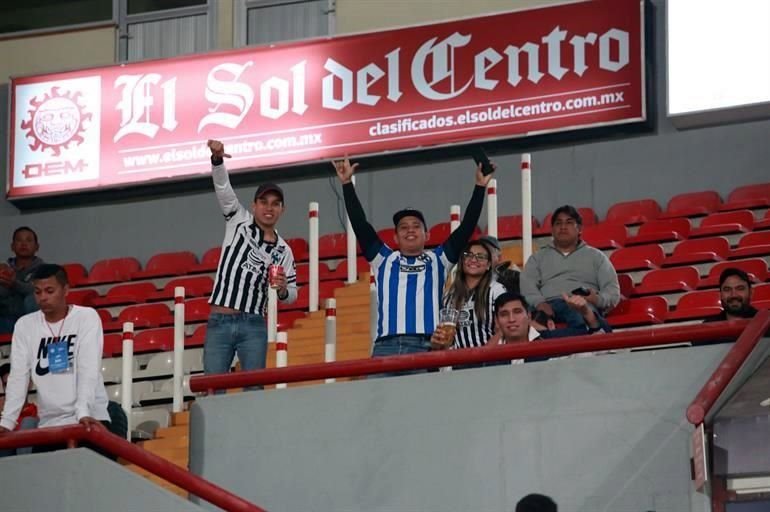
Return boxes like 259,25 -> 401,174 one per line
376,334 -> 431,343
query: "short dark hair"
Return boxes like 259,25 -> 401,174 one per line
719,267 -> 752,289
494,292 -> 529,316
31,263 -> 69,286
551,205 -> 582,226
12,226 -> 38,244
516,493 -> 558,512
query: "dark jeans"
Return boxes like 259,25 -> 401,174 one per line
203,312 -> 268,392
0,295 -> 38,334
369,335 -> 431,378
547,298 -> 612,333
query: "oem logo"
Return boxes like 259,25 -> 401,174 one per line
20,86 -> 91,156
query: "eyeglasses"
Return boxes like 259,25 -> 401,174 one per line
552,219 -> 578,227
462,251 -> 489,262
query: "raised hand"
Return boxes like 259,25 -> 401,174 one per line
207,139 -> 232,159
331,157 -> 359,184
475,161 -> 497,187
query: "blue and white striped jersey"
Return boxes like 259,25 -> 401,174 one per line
371,246 -> 452,338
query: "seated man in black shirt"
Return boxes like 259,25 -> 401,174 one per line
705,267 -> 758,322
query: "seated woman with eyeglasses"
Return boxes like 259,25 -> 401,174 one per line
431,239 -> 505,351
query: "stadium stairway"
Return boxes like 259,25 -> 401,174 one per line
122,270 -> 375,494
123,410 -> 191,497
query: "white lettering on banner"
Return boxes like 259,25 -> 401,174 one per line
357,63 -> 385,106
543,27 -> 568,80
109,26 -> 632,139
260,77 -> 289,120
505,43 -> 543,86
114,74 -> 177,141
386,48 -> 402,102
570,33 -> 598,76
198,62 -> 255,131
259,61 -> 308,120
475,48 -> 503,90
323,59 -> 354,110
323,50 -> 403,109
161,78 -> 178,132
290,62 -> 308,115
412,33 -> 473,101
600,29 -> 629,72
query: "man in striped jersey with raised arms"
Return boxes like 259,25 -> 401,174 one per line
333,157 -> 495,358
203,140 -> 298,381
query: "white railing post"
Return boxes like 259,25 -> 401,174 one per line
369,272 -> 378,345
267,287 -> 278,346
121,322 -> 134,440
450,205 -> 460,232
487,178 -> 498,238
346,175 -> 357,284
172,287 -> 185,413
324,298 -> 337,383
521,154 -> 533,264
275,331 -> 288,389
309,202 -> 320,312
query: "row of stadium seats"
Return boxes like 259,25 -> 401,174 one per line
607,283 -> 770,327
105,376 -> 195,406
68,279 -> 346,316
53,182 -> 770,286
65,237 -> 769,318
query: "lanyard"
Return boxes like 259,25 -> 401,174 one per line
44,306 -> 71,340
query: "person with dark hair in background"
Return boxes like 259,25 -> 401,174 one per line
483,292 -> 605,366
0,227 -> 44,334
705,267 -> 758,322
478,235 -> 521,294
203,140 -> 297,382
516,493 -> 558,512
521,205 -> 619,332
333,157 -> 494,359
0,264 -> 110,441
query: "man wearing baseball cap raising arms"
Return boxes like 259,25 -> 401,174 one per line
204,140 -> 297,384
333,157 -> 494,361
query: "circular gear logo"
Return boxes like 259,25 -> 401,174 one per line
20,86 -> 92,157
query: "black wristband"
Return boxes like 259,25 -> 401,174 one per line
211,155 -> 224,166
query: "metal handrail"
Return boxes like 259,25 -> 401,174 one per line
686,310 -> 770,425
190,321 -> 748,392
0,423 -> 267,512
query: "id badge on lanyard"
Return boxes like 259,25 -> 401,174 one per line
44,307 -> 73,374
48,340 -> 72,374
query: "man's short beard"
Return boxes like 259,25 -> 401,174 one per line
723,299 -> 751,316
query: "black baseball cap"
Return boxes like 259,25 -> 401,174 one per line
478,235 -> 501,252
254,183 -> 284,202
393,208 -> 426,228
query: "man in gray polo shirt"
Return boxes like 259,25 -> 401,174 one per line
521,205 -> 619,331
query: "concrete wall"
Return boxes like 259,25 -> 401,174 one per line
0,448 -> 204,511
0,26 -> 115,83
0,0 -> 768,267
336,0 -> 568,34
189,345 -> 727,512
